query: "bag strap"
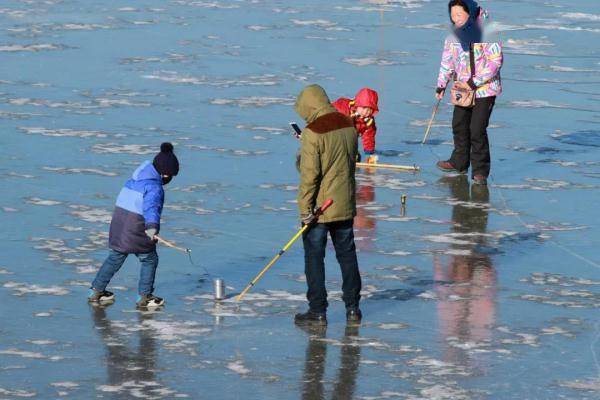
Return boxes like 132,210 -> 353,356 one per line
469,44 -> 476,79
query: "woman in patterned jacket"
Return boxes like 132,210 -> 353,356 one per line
435,0 -> 503,186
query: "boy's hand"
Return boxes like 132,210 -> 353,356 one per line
145,228 -> 157,241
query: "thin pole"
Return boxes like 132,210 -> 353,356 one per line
356,162 -> 420,171
421,98 -> 441,145
155,235 -> 190,254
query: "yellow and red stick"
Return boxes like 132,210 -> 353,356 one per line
236,199 -> 334,301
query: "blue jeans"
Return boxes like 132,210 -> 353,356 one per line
302,219 -> 361,313
92,249 -> 159,295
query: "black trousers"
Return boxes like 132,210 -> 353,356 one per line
449,96 -> 496,178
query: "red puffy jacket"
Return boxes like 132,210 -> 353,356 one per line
332,88 -> 379,154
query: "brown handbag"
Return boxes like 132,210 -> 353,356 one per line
450,45 -> 476,108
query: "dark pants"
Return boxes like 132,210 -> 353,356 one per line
302,219 -> 361,313
92,249 -> 159,295
449,96 -> 496,178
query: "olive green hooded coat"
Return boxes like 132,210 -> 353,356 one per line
295,84 -> 358,223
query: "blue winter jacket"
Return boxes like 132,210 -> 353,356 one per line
108,161 -> 164,254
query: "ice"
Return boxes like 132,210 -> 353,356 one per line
3,282 -> 69,296
0,44 -> 65,52
2,0 -> 599,398
227,360 -> 251,375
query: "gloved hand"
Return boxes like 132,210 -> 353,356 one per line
145,228 -> 157,241
301,213 -> 317,226
366,154 -> 379,164
435,87 -> 445,100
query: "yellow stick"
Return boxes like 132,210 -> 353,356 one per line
155,235 -> 190,254
356,162 -> 420,171
236,224 -> 308,301
236,199 -> 334,301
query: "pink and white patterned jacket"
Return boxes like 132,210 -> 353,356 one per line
437,10 -> 503,98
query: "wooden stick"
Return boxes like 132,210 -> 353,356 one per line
356,162 -> 420,171
155,235 -> 190,254
421,98 -> 441,145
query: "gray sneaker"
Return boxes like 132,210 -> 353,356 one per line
136,294 -> 165,308
88,288 -> 115,303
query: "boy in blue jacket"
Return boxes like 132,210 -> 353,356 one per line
88,142 -> 179,308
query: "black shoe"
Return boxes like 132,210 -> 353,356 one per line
346,308 -> 362,323
136,294 -> 165,309
88,288 -> 115,304
294,310 -> 327,326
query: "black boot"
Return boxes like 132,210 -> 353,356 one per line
295,310 -> 327,326
346,308 -> 362,323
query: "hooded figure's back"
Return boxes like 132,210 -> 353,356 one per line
296,84 -> 358,223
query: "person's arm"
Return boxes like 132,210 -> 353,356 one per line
143,183 -> 164,233
297,130 -> 321,218
332,97 -> 350,115
468,42 -> 503,89
436,38 -> 455,95
361,120 -> 376,155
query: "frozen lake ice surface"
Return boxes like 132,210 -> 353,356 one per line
1,0 -> 600,398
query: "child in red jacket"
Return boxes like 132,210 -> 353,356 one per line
332,87 -> 379,162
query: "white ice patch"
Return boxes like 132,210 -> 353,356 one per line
235,124 -> 286,135
0,349 -> 63,361
417,290 -> 438,300
209,96 -> 295,107
186,143 -> 268,157
443,249 -> 472,256
90,143 -> 156,155
407,356 -> 470,376
558,378 -> 600,392
504,38 -> 554,55
378,323 -> 408,330
560,12 -> 600,22
50,381 -> 79,388
173,0 -> 240,9
421,234 -> 473,246
382,250 -> 411,256
136,319 -> 211,343
290,19 -> 337,28
540,326 -> 575,337
510,100 -> 575,109
342,57 -> 398,67
69,205 -> 112,224
0,387 -> 36,397
144,71 -> 280,87
42,167 -> 118,176
25,197 -> 62,206
246,25 -> 271,31
0,44 -> 65,52
3,282 -> 69,296
35,312 -> 52,317
76,265 -> 98,274
227,360 -> 251,375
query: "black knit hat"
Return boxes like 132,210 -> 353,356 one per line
153,142 -> 179,176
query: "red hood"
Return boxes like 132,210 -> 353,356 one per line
354,88 -> 379,114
